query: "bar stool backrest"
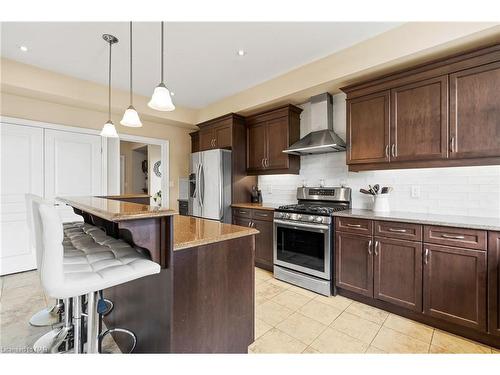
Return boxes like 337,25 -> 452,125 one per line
37,203 -> 65,295
25,194 -> 47,271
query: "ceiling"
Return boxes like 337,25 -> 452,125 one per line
1,22 -> 401,108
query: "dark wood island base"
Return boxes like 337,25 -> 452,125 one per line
104,235 -> 255,353
57,196 -> 257,353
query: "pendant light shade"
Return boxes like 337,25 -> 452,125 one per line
101,34 -> 119,138
100,120 -> 119,138
121,105 -> 142,127
121,22 -> 143,127
148,83 -> 175,111
148,22 -> 175,112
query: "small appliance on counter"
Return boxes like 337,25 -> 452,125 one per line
273,186 -> 352,296
250,186 -> 263,203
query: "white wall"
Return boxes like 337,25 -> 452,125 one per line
259,93 -> 500,218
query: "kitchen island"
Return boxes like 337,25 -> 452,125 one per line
58,196 -> 258,353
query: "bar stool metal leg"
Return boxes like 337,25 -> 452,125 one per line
29,299 -> 64,327
73,296 -> 83,354
86,291 -> 99,353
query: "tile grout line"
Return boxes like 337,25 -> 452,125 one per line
365,312 -> 390,352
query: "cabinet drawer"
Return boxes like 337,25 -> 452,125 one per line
375,221 -> 422,241
336,217 -> 373,235
424,225 -> 486,251
232,208 -> 252,219
252,209 -> 273,222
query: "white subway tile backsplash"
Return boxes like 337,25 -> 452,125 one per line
258,93 -> 500,219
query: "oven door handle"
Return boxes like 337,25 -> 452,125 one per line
274,219 -> 330,231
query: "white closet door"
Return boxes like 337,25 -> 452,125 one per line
44,129 -> 104,220
0,123 -> 43,275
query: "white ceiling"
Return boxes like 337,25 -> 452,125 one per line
1,22 -> 401,108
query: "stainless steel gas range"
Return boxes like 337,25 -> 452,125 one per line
273,187 -> 351,296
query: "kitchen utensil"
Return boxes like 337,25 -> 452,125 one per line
360,188 -> 373,195
373,184 -> 380,194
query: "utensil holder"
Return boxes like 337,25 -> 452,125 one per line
372,194 -> 390,212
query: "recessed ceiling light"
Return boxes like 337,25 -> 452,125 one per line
237,49 -> 246,56
19,45 -> 28,52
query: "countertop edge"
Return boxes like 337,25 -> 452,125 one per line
332,210 -> 500,232
231,203 -> 277,211
174,228 -> 259,251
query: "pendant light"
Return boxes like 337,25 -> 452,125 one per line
120,22 -> 142,127
148,22 -> 175,111
100,34 -> 119,138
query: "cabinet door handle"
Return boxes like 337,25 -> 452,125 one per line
255,212 -> 268,217
391,144 -> 396,157
388,228 -> 407,233
374,240 -> 379,256
238,210 -> 248,214
261,158 -> 265,168
450,137 -> 455,153
346,223 -> 362,228
265,158 -> 269,168
441,234 -> 465,240
368,240 -> 373,255
385,144 -> 389,158
424,248 -> 429,265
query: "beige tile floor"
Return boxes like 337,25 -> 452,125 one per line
0,270 -> 119,353
250,267 -> 499,354
1,268 -> 498,354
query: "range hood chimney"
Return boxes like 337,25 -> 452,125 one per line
283,93 -> 346,155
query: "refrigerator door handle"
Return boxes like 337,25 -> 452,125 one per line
199,163 -> 205,208
219,161 -> 223,220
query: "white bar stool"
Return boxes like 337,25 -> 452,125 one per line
36,202 -> 161,353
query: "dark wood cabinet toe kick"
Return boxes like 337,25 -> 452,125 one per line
335,216 -> 500,349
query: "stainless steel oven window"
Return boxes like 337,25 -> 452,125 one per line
273,219 -> 331,279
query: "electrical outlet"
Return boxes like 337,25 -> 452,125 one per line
411,185 -> 421,199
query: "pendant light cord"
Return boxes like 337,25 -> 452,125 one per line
161,21 -> 164,84
129,21 -> 133,106
108,38 -> 112,121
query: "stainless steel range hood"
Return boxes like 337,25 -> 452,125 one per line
283,93 -> 346,155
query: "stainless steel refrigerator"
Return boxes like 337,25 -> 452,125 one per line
188,149 -> 232,222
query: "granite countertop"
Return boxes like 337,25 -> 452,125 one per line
231,202 -> 281,211
333,209 -> 500,231
173,215 -> 259,251
57,196 -> 176,221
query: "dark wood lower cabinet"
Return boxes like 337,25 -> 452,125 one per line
335,217 -> 500,348
488,232 -> 500,337
335,232 -> 373,297
233,208 -> 274,271
253,218 -> 273,271
374,237 -> 422,312
423,244 -> 487,331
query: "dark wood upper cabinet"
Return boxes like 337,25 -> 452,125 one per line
246,105 -> 301,175
342,43 -> 500,171
335,232 -> 373,297
193,114 -> 257,204
190,131 -> 199,153
373,237 -> 422,312
423,244 -> 487,331
391,75 -> 448,161
247,123 -> 267,171
450,61 -> 500,159
347,90 -> 390,164
488,232 -> 500,337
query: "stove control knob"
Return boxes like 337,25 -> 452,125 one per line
315,217 -> 324,223
308,215 -> 315,222
277,213 -> 284,219
296,214 -> 302,220
285,213 -> 290,219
